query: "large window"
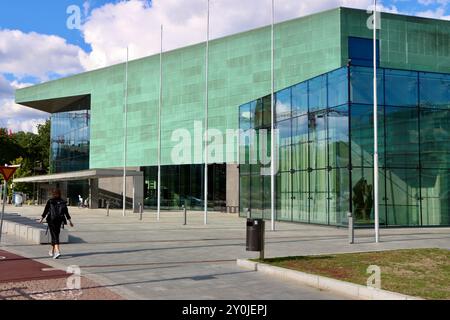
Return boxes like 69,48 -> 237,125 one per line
239,62 -> 450,227
142,164 -> 226,211
50,109 -> 90,173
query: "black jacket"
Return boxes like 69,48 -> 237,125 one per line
42,198 -> 71,224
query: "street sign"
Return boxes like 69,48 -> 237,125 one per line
0,165 -> 20,243
0,166 -> 18,182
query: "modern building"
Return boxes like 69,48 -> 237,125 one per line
14,7 -> 450,226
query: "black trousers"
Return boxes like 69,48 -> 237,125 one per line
48,222 -> 62,246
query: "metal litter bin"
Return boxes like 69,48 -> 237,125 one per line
246,218 -> 265,251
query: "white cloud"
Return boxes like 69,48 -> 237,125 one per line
80,0 -> 381,70
0,29 -> 86,81
0,29 -> 80,132
0,75 -> 13,98
0,97 -> 49,132
4,117 -> 47,134
416,6 -> 450,19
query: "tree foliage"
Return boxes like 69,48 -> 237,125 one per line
0,120 -> 50,197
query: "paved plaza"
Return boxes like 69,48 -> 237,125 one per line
1,205 -> 449,300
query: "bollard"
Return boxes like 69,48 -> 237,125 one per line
246,208 -> 251,219
260,220 -> 265,260
106,201 -> 110,217
182,205 -> 187,225
139,202 -> 143,221
348,211 -> 354,244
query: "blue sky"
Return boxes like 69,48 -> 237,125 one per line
0,0 -> 449,133
0,0 -> 111,51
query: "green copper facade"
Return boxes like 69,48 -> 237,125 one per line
16,8 -> 450,169
15,7 -> 450,225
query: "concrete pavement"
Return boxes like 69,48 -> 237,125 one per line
1,205 -> 449,300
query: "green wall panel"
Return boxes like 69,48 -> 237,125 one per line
16,7 -> 450,169
340,7 -> 450,72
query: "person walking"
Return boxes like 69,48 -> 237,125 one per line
39,189 -> 74,259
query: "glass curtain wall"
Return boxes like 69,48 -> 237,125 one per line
239,65 -> 450,227
351,66 -> 450,226
240,67 -> 350,226
50,110 -> 90,173
142,164 -> 226,211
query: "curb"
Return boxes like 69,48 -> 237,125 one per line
236,259 -> 422,300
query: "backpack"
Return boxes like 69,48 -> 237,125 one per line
47,200 -> 67,224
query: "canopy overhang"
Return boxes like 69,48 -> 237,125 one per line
14,169 -> 143,183
16,94 -> 90,114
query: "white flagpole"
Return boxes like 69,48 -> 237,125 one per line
270,0 -> 276,231
373,0 -> 380,243
157,25 -> 163,221
123,47 -> 129,217
204,0 -> 210,225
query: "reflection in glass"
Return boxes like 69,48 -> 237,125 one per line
50,110 -> 90,173
239,64 -> 450,227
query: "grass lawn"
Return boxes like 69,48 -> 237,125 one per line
259,248 -> 450,300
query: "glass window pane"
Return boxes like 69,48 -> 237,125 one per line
277,119 -> 291,172
254,98 -> 264,128
262,95 -> 272,127
276,172 -> 291,221
419,72 -> 450,109
239,128 -> 255,175
308,74 -> 327,112
250,174 -> 262,218
350,66 -> 384,105
239,174 -> 250,217
328,67 -> 348,107
328,106 -> 349,168
421,169 -> 450,226
351,167 -> 374,225
385,69 -> 418,107
239,103 -> 252,130
262,175 -> 271,220
385,168 -> 420,226
350,104 -> 384,168
292,82 -> 308,117
50,109 -> 90,173
309,111 -> 327,169
420,109 -> 450,169
189,165 -> 204,210
292,115 -> 308,171
143,166 -> 157,209
276,87 -> 291,121
292,170 -> 309,222
329,168 -> 350,226
385,106 -> 419,168
309,169 -> 328,224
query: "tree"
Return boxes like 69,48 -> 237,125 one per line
0,120 -> 50,198
0,128 -> 24,165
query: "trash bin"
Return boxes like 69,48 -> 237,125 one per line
246,218 -> 265,251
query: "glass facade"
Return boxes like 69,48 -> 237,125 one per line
239,64 -> 450,227
50,109 -> 90,173
142,164 -> 226,211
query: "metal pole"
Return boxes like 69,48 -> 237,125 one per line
270,0 -> 276,231
0,180 -> 7,243
259,220 -> 265,260
157,25 -> 163,222
183,205 -> 187,225
106,201 -> 110,217
139,202 -> 143,221
123,47 -> 129,217
203,0 -> 210,225
348,212 -> 354,244
373,0 -> 380,243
